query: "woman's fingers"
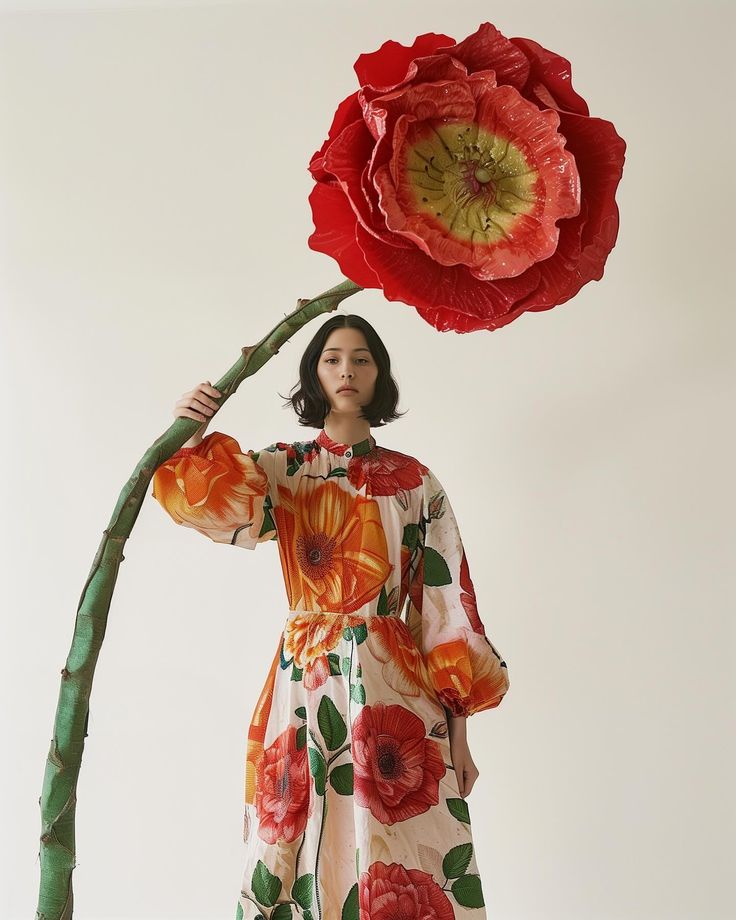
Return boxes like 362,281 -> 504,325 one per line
462,764 -> 479,797
202,380 -> 222,397
453,754 -> 479,798
192,382 -> 222,411
173,381 -> 223,420
187,395 -> 218,415
178,408 -> 210,423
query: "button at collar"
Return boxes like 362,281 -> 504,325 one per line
316,428 -> 376,457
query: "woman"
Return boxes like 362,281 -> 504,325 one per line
152,314 -> 510,919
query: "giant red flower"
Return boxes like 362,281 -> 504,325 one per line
308,22 -> 626,332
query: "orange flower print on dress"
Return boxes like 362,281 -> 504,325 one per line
284,612 -> 367,691
244,638 -> 283,806
425,631 -> 509,717
359,860 -> 455,920
255,724 -> 312,844
151,431 -> 272,548
352,701 -> 445,825
405,465 -> 510,718
274,476 -> 392,613
395,542 -> 412,613
365,616 -> 436,702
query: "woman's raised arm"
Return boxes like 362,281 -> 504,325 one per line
151,380 -> 279,551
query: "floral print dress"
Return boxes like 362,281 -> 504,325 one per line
152,427 -> 510,919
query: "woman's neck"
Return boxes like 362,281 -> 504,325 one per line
322,418 -> 372,447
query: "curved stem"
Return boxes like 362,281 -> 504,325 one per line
35,279 -> 363,920
326,743 -> 351,768
314,790 -> 328,920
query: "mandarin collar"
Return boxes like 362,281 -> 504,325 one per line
316,428 -> 376,458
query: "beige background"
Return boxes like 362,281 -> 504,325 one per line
2,1 -> 734,918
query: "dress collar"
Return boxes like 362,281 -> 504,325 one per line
316,428 -> 376,457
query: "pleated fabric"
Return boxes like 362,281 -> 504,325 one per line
153,427 -> 510,918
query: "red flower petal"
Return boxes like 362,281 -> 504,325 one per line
308,90 -> 362,182
321,118 -> 391,236
358,53 -> 469,115
355,221 -> 541,332
307,181 -> 381,287
513,111 -> 626,311
510,36 -> 589,116
434,21 -> 531,90
354,32 -> 456,89
361,72 -> 477,143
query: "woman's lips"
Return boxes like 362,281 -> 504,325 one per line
338,387 -> 357,393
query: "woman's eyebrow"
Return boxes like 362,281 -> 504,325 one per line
322,347 -> 371,353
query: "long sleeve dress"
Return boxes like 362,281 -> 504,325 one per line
152,426 -> 510,920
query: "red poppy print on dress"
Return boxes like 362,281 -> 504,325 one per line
359,860 -> 455,920
255,724 -> 312,844
352,701 -> 446,824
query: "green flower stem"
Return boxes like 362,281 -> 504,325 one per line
36,278 -> 362,920
347,635 -> 355,727
326,743 -> 351,767
293,826 -> 306,891
315,789 -> 328,920
308,728 -> 327,762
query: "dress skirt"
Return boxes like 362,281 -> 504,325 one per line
236,610 -> 489,920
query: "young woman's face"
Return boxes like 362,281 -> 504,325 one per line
317,327 -> 378,415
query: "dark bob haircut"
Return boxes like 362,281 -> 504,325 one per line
280,313 -> 406,430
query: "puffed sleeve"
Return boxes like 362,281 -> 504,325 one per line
151,430 -> 282,550
406,466 -> 510,717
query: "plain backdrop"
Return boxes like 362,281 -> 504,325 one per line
1,1 -> 734,918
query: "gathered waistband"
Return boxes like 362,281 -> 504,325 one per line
282,609 -> 419,651
285,609 -> 404,621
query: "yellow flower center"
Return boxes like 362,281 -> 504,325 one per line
409,123 -> 538,242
